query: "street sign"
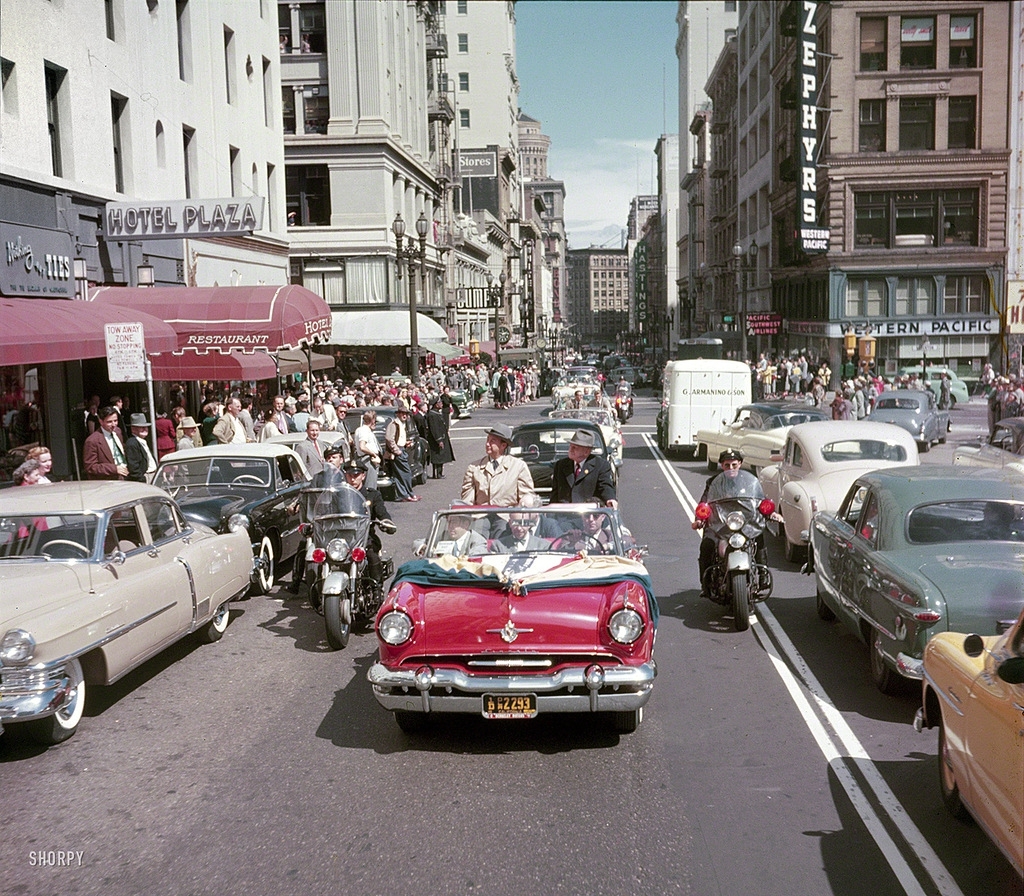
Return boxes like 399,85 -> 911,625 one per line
104,322 -> 147,382
497,325 -> 512,346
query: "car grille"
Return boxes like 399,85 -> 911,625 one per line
0,668 -> 53,692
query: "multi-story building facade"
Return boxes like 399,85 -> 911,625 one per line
566,247 -> 630,352
627,196 -> 659,241
1,0 -> 289,472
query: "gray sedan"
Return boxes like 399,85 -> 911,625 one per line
866,390 -> 949,453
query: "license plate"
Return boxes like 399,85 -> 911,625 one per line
481,693 -> 537,719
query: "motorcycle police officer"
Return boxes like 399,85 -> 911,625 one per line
341,456 -> 393,587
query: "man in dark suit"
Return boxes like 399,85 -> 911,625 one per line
550,429 -> 617,508
124,413 -> 158,482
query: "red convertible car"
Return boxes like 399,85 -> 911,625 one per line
368,504 -> 657,734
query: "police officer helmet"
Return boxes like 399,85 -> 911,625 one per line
719,448 -> 744,464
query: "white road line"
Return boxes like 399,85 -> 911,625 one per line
644,433 -> 964,896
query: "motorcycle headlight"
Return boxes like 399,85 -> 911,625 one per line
0,629 -> 36,665
327,538 -> 350,562
728,532 -> 747,549
608,608 -> 644,644
726,511 -> 746,531
378,610 -> 413,645
227,513 -> 250,534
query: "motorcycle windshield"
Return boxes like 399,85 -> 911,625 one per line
305,480 -> 371,546
704,470 -> 766,539
706,469 -> 763,502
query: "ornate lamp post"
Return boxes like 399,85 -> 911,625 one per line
732,240 -> 758,362
392,211 -> 430,381
486,270 -> 506,366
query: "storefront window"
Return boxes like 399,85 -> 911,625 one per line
1,367 -> 47,477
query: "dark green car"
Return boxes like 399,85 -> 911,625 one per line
809,466 -> 1024,694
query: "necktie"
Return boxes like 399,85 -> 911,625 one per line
314,440 -> 321,459
491,459 -> 499,471
110,433 -> 125,464
574,462 -> 582,480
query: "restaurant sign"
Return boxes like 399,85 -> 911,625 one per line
103,198 -> 265,240
1,221 -> 74,298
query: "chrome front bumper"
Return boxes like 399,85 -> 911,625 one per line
368,660 -> 656,714
0,669 -> 73,729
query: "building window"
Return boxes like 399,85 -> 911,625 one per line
266,163 -> 276,230
155,120 -> 166,167
855,189 -> 979,250
2,57 -> 17,116
845,278 -> 886,317
286,164 -> 331,226
859,100 -> 885,151
182,124 -> 196,198
282,87 -> 295,134
459,108 -> 470,129
111,93 -> 128,193
278,4 -> 291,52
105,0 -> 116,41
949,15 -> 976,68
176,0 -> 191,81
223,26 -> 236,104
948,96 -> 976,149
895,190 -> 937,246
854,192 -> 888,247
941,189 -> 979,245
458,72 -> 469,92
900,17 -> 935,69
229,145 -> 240,196
458,33 -> 468,53
303,88 -> 328,134
44,62 -> 67,177
860,18 -> 886,71
899,97 -> 934,150
943,275 -> 986,314
299,3 -> 326,53
262,57 -> 272,127
895,277 -> 934,315
457,0 -> 468,13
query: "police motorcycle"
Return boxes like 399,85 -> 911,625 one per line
694,469 -> 775,631
297,467 -> 396,650
613,381 -> 634,423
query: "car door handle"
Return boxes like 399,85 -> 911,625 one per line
148,548 -> 159,558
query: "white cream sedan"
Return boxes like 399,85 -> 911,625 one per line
556,407 -> 624,466
696,401 -> 830,475
759,421 -> 919,562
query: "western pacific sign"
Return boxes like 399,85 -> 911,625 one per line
798,1 -> 829,254
103,198 -> 266,240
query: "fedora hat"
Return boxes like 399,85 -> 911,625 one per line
179,416 -> 198,430
568,429 -> 595,449
486,423 -> 514,443
129,413 -> 150,428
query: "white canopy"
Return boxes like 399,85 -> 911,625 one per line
330,310 -> 449,346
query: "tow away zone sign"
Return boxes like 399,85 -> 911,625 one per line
105,322 -> 147,382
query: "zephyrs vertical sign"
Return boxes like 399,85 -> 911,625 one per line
798,1 -> 828,254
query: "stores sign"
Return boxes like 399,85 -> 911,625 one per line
1,221 -> 74,298
458,151 -> 497,178
103,198 -> 265,240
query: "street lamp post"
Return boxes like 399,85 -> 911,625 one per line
392,211 -> 430,382
732,241 -> 758,363
486,270 -> 506,366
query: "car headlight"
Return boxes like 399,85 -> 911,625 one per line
0,629 -> 36,665
378,610 -> 413,645
728,532 -> 747,549
227,513 -> 250,534
327,538 -> 350,562
726,511 -> 745,531
608,608 -> 643,644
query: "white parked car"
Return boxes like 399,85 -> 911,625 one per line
759,420 -> 919,562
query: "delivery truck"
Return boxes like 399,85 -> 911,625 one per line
656,359 -> 751,456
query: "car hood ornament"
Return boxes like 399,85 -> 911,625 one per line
487,619 -> 533,644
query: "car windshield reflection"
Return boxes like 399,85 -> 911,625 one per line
155,458 -> 273,489
0,514 -> 100,560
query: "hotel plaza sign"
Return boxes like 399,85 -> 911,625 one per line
103,198 -> 265,240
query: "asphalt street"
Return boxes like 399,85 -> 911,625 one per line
1,390 -> 1020,896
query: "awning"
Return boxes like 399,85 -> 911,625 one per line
149,350 -> 279,382
0,297 -> 180,366
88,285 -> 332,351
424,342 -> 466,360
276,349 -> 336,376
329,309 -> 449,346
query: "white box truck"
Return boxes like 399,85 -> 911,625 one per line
657,360 -> 752,456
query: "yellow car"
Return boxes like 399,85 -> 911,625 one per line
915,605 -> 1024,879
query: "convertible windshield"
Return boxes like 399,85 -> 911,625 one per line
154,457 -> 273,489
0,513 -> 99,560
820,440 -> 909,463
907,501 -> 1024,544
428,506 -> 626,557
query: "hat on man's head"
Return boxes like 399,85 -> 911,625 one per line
569,429 -> 595,449
719,448 -> 744,464
486,423 -> 514,443
341,457 -> 367,474
129,413 -> 150,428
284,396 -> 297,408
179,416 -> 198,430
